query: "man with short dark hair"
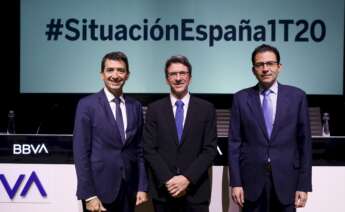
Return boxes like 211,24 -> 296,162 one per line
229,44 -> 312,212
144,55 -> 217,212
73,51 -> 148,212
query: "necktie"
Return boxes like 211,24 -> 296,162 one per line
175,100 -> 184,143
114,97 -> 125,143
262,89 -> 273,137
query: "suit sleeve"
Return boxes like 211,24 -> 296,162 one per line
73,100 -> 97,200
228,94 -> 243,187
136,104 -> 149,192
182,104 -> 218,185
296,93 -> 312,191
143,105 -> 174,187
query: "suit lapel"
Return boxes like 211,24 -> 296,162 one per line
270,84 -> 289,140
163,97 -> 180,146
98,90 -> 117,128
124,96 -> 134,145
180,96 -> 193,146
247,86 -> 270,140
98,90 -> 123,146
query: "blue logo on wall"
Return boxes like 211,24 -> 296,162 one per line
0,171 -> 47,199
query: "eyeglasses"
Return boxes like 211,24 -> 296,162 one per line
167,71 -> 189,78
253,61 -> 279,69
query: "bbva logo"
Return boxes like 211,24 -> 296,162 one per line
13,143 -> 49,154
0,171 -> 47,199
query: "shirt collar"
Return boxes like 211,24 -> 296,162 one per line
259,81 -> 278,95
170,93 -> 190,107
104,87 -> 125,103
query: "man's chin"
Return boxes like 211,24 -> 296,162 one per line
171,89 -> 188,98
107,85 -> 123,94
109,83 -> 124,89
260,80 -> 274,87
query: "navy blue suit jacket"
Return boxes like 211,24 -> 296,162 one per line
73,90 -> 148,203
228,83 -> 312,204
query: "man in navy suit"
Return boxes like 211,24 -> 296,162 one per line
73,51 -> 148,212
228,44 -> 312,212
144,55 -> 217,212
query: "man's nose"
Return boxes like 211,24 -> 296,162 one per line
262,66 -> 270,72
111,71 -> 120,79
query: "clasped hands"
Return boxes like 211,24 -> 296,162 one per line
165,175 -> 190,198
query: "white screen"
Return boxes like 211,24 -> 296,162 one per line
20,0 -> 344,94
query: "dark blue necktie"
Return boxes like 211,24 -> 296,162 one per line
114,97 -> 125,143
175,100 -> 184,143
262,89 -> 273,137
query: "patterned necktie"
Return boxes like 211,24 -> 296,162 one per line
114,97 -> 125,143
175,100 -> 184,143
262,89 -> 273,137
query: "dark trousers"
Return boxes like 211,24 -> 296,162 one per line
243,171 -> 296,212
153,199 -> 209,212
82,180 -> 135,212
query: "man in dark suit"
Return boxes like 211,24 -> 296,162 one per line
73,51 -> 148,212
228,44 -> 312,212
143,55 -> 217,212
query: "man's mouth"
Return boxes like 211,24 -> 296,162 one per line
110,81 -> 122,85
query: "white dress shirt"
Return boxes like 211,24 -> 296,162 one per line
104,87 -> 128,138
170,93 -> 190,127
259,81 -> 278,124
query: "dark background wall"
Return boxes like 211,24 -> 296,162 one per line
1,1 -> 344,135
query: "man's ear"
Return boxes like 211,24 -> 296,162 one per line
251,67 -> 255,74
276,64 -> 283,74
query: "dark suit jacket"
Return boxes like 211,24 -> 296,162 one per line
73,90 -> 148,204
143,96 -> 217,204
228,83 -> 312,204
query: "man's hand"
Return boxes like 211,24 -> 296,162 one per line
166,175 -> 190,198
231,186 -> 244,208
136,191 -> 148,206
86,197 -> 106,212
295,191 -> 308,208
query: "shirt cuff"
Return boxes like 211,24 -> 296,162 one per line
85,196 -> 97,202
